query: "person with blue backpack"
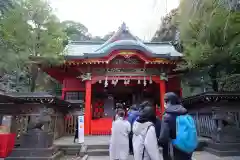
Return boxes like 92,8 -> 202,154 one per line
159,92 -> 198,160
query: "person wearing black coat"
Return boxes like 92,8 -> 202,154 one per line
158,92 -> 192,160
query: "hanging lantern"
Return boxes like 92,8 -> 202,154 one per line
149,76 -> 152,84
143,76 -> 147,86
138,79 -> 141,84
113,79 -> 118,86
98,80 -> 102,84
104,76 -> 108,87
128,79 -> 130,84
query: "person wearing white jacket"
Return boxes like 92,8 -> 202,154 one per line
109,109 -> 131,160
133,106 -> 161,160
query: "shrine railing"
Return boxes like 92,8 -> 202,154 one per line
64,115 -> 78,136
190,112 -> 216,138
190,111 -> 240,138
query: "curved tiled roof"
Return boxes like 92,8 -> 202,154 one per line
65,23 -> 182,59
95,40 -> 153,54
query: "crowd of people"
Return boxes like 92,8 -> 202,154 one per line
109,92 -> 198,160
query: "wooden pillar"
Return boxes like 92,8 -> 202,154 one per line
159,80 -> 166,119
61,90 -> 65,100
179,88 -> 183,98
84,80 -> 92,135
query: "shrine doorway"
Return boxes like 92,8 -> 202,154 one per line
90,79 -> 160,134
103,94 -> 115,117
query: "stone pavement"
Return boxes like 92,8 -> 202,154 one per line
61,153 -> 240,160
54,136 -> 110,146
55,136 -> 240,160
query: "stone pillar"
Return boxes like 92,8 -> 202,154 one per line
84,80 -> 92,135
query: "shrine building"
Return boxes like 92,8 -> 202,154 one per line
44,23 -> 183,135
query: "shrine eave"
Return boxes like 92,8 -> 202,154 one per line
64,53 -> 176,60
0,92 -> 83,108
182,92 -> 240,107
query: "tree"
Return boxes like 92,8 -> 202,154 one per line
151,8 -> 183,52
0,0 -> 66,92
0,0 -> 12,14
62,20 -> 91,41
152,8 -> 178,42
102,31 -> 115,41
178,0 -> 240,91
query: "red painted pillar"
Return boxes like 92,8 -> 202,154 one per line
179,88 -> 183,98
84,80 -> 92,135
61,90 -> 65,100
159,80 -> 166,119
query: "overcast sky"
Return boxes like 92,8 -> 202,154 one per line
50,0 -> 179,41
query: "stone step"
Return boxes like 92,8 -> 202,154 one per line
204,147 -> 240,157
87,156 -> 110,160
58,144 -> 87,156
87,149 -> 109,156
5,151 -> 63,160
87,144 -> 109,150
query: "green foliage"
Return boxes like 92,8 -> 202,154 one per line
102,31 -> 115,41
178,0 -> 240,91
0,0 -> 12,14
62,20 -> 91,41
152,8 -> 179,42
179,0 -> 240,68
0,0 -> 67,92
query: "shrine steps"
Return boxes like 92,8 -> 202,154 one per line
57,144 -> 87,156
5,150 -> 63,160
87,143 -> 109,156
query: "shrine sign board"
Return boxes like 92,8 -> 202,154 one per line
78,115 -> 84,143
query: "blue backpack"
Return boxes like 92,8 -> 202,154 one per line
172,114 -> 198,153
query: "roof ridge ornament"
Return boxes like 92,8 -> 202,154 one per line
120,22 -> 127,31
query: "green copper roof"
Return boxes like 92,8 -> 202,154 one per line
65,23 -> 182,59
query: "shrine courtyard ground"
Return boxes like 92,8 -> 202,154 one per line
55,136 -> 240,160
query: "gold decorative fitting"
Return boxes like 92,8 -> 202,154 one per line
118,51 -> 136,58
118,51 -> 136,55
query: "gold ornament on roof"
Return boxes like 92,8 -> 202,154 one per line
118,51 -> 136,58
77,73 -> 91,81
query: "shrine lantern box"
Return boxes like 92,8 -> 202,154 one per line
0,133 -> 16,158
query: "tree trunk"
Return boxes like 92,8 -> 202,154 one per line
30,64 -> 38,92
30,25 -> 41,92
208,64 -> 219,92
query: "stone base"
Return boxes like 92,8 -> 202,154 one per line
6,130 -> 61,159
204,141 -> 240,157
19,130 -> 54,148
7,146 -> 58,157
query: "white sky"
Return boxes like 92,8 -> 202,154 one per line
50,0 -> 179,41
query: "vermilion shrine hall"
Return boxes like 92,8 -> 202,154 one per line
43,23 -> 183,135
